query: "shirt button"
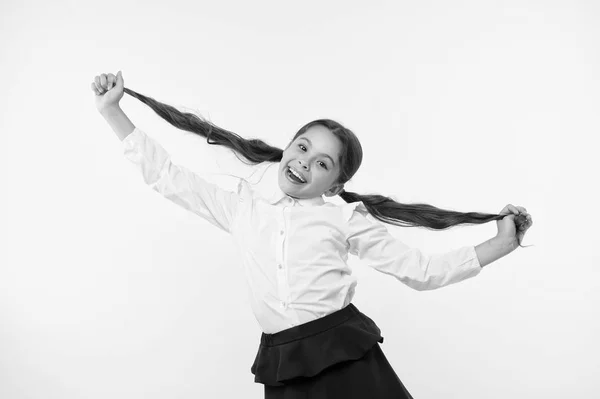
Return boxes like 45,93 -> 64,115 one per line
280,230 -> 284,235
281,301 -> 286,308
278,264 -> 282,269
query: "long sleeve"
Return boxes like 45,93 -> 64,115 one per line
345,204 -> 482,291
122,127 -> 240,234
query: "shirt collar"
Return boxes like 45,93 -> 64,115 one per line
259,163 -> 326,207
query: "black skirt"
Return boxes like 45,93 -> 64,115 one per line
251,303 -> 415,399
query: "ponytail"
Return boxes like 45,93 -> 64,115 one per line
123,87 -> 532,248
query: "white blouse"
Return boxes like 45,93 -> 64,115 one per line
122,127 -> 483,334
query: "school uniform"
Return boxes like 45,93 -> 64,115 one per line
122,127 -> 484,398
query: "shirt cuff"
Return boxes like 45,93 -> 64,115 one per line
122,126 -> 143,147
469,245 -> 482,269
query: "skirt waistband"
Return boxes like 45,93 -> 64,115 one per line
252,302 -> 385,386
260,303 -> 365,347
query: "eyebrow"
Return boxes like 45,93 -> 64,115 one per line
298,137 -> 336,168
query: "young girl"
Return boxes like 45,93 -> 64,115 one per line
91,71 -> 533,398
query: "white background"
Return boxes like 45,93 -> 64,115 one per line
1,1 -> 599,398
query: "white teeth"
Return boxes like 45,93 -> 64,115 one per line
289,167 -> 306,183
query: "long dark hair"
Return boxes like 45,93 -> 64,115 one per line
123,87 -> 530,248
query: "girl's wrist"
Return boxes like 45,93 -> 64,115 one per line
492,235 -> 519,252
100,105 -> 135,141
475,235 -> 516,268
99,104 -> 122,116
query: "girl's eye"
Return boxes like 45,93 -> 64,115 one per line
298,144 -> 328,169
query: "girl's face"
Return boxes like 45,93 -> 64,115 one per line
278,125 -> 344,200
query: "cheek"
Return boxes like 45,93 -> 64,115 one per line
315,172 -> 333,186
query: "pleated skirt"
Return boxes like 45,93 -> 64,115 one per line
251,303 -> 415,399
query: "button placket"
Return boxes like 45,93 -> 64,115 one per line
276,207 -> 289,305
278,213 -> 285,270
277,206 -> 289,309
280,207 -> 286,235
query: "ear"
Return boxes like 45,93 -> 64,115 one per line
324,183 -> 344,197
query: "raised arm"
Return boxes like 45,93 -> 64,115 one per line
346,203 -> 482,291
93,74 -> 240,234
120,124 -> 241,234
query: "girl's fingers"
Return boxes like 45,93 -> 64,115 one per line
92,72 -> 119,95
107,73 -> 115,90
500,204 -> 532,227
515,206 -> 532,226
507,204 -> 520,215
95,81 -> 105,93
500,204 -> 513,215
520,215 -> 533,229
94,76 -> 105,93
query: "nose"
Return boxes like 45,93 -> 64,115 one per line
297,160 -> 309,170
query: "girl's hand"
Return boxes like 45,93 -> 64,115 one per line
91,71 -> 124,113
496,204 -> 533,248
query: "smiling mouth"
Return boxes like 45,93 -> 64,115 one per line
286,167 -> 306,184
